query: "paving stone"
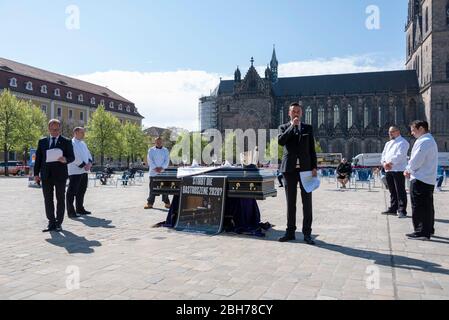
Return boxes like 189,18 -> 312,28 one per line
1,178 -> 449,300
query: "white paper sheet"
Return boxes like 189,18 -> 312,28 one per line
46,148 -> 63,163
177,166 -> 225,178
299,171 -> 321,193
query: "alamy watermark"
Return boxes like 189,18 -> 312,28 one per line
65,5 -> 80,30
366,5 -> 381,30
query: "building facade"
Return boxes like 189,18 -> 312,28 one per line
406,0 -> 449,151
199,0 -> 449,159
0,57 -> 143,161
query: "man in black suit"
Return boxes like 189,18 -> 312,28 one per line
34,119 -> 75,232
278,102 -> 318,245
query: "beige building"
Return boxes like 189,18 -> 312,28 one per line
0,57 -> 143,161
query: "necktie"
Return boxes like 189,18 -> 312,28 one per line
50,137 -> 56,149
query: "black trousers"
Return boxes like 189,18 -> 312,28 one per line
385,171 -> 408,214
147,177 -> 170,205
67,173 -> 88,215
42,177 -> 67,226
277,174 -> 284,186
410,179 -> 435,237
283,170 -> 313,236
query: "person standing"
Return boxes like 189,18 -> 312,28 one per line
34,119 -> 75,232
404,120 -> 438,240
381,126 -> 410,218
278,102 -> 318,245
144,137 -> 171,209
67,127 -> 93,218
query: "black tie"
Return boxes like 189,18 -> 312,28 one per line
50,137 -> 56,149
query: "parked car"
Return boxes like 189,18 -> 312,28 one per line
0,161 -> 30,176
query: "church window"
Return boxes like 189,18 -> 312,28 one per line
305,106 -> 312,125
333,105 -> 339,127
318,106 -> 324,127
378,106 -> 382,127
364,106 -> 369,128
347,105 -> 353,129
394,106 -> 398,124
425,7 -> 429,33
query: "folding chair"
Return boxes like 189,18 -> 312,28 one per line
354,169 -> 372,191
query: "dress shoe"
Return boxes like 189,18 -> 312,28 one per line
55,225 -> 63,232
42,225 -> 56,233
406,232 -> 430,241
77,210 -> 91,215
278,234 -> 296,242
68,213 -> 81,219
144,203 -> 153,209
381,210 -> 397,215
304,236 -> 316,245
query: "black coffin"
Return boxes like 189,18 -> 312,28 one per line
150,167 -> 277,200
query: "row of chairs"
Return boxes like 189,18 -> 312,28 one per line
319,168 -> 376,191
89,171 -> 145,188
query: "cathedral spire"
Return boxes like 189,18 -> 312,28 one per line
270,45 -> 278,83
234,66 -> 241,82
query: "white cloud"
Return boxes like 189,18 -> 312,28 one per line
74,54 -> 403,131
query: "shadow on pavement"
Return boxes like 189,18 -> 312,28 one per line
74,216 -> 116,229
256,229 -> 449,276
46,230 -> 102,254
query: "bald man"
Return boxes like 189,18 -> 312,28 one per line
381,126 -> 410,218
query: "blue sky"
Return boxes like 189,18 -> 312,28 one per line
0,0 -> 409,129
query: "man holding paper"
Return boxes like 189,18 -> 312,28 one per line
34,119 -> 75,232
278,102 -> 318,245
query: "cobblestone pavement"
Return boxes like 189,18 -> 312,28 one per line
1,176 -> 448,300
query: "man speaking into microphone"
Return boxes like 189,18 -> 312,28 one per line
278,102 -> 318,245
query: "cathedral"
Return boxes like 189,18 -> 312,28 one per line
199,0 -> 449,159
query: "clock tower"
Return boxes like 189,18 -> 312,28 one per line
406,0 -> 449,150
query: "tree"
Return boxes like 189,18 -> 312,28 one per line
315,140 -> 323,153
0,90 -> 25,176
85,105 -> 121,166
122,122 -> 147,167
170,131 -> 210,165
15,100 -> 47,163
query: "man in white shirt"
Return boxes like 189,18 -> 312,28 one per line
381,126 -> 410,218
404,121 -> 438,240
67,127 -> 93,218
144,137 -> 171,210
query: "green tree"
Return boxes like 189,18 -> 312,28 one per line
122,122 -> 147,167
315,140 -> 323,153
0,90 -> 25,176
85,105 -> 121,166
170,131 -> 210,165
16,100 -> 47,163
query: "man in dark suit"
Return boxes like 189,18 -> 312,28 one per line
34,119 -> 75,232
278,102 -> 318,245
